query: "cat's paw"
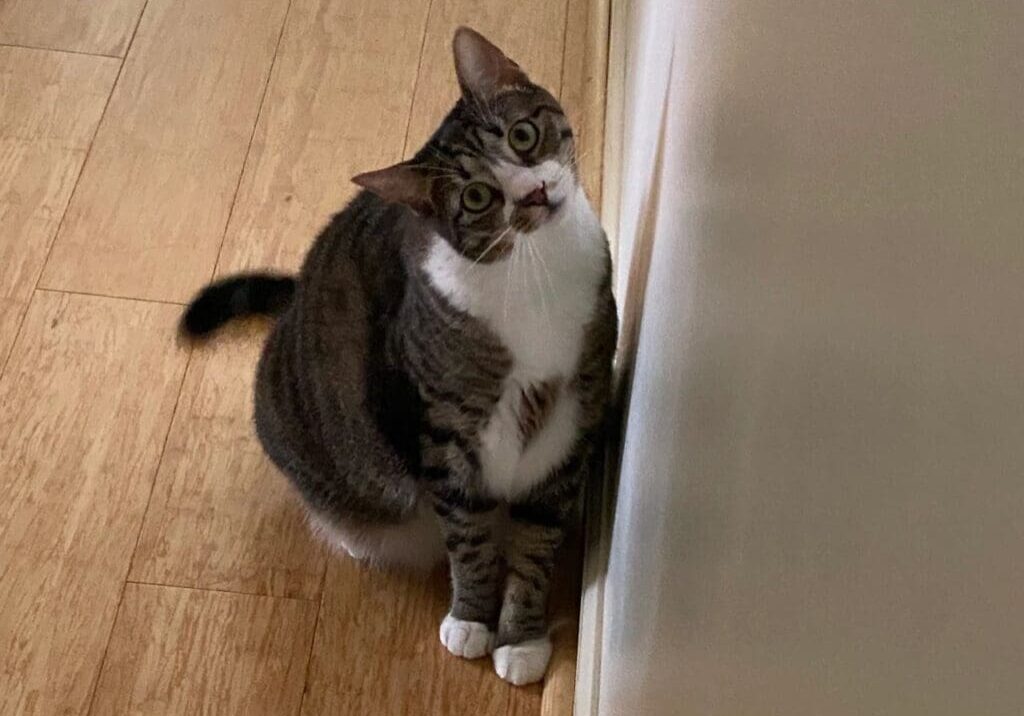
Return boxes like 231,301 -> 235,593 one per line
439,614 -> 495,659
493,637 -> 552,686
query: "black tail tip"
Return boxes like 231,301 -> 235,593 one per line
179,292 -> 229,337
179,273 -> 296,339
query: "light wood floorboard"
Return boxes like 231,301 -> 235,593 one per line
301,561 -> 543,716
0,292 -> 188,714
0,47 -> 119,371
90,583 -> 317,715
0,0 -> 145,57
129,320 -> 328,600
39,0 -> 291,303
214,0 -> 433,276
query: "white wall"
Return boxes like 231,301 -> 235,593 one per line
598,1 -> 1024,714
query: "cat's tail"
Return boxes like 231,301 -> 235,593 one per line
180,272 -> 296,338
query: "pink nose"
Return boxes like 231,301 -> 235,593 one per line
517,184 -> 548,207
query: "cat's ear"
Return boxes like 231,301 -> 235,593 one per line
452,26 -> 529,99
352,163 -> 434,215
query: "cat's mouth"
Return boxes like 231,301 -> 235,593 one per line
512,183 -> 562,233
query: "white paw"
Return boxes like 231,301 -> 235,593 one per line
439,614 -> 495,659
493,637 -> 552,686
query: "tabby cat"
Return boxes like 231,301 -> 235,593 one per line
182,27 -> 616,686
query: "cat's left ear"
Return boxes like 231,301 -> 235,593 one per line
352,163 -> 434,216
453,26 -> 529,99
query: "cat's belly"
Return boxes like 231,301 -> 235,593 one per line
477,379 -> 580,501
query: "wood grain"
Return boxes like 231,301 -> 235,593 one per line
0,47 -> 119,371
39,0 -> 290,303
302,561 -> 543,716
130,320 -> 327,599
559,0 -> 610,203
0,0 -> 145,57
215,0 -> 433,276
91,582 -> 317,715
402,0 -> 571,156
0,291 -> 188,715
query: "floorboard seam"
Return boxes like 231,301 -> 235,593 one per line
0,41 -> 121,59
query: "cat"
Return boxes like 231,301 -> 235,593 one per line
181,27 -> 617,686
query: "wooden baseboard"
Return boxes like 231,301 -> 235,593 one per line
573,0 -> 626,713
598,0 -> 626,263
539,0 -> 615,714
541,1 -> 612,714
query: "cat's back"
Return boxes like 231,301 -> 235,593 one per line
261,190 -> 415,407
298,190 -> 411,311
253,191 -> 421,521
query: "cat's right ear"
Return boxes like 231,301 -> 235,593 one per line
452,26 -> 529,99
352,163 -> 434,216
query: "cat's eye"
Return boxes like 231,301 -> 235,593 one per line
461,182 -> 495,213
508,120 -> 540,153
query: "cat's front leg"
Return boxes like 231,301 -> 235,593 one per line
428,471 -> 502,660
494,451 -> 587,685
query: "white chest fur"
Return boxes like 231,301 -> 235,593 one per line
423,187 -> 606,500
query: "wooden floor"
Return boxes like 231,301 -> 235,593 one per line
0,0 -> 605,714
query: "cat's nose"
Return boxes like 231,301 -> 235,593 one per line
516,183 -> 548,207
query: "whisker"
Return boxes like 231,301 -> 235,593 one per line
519,233 -> 532,315
473,226 -> 513,266
523,238 -> 552,328
529,236 -> 558,308
503,237 -> 521,321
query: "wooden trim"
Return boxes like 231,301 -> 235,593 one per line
541,0 -> 614,709
539,0 -> 616,713
573,0 -> 626,713
542,0 -> 612,714
599,0 -> 626,264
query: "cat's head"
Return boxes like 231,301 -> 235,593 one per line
353,27 -> 578,262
